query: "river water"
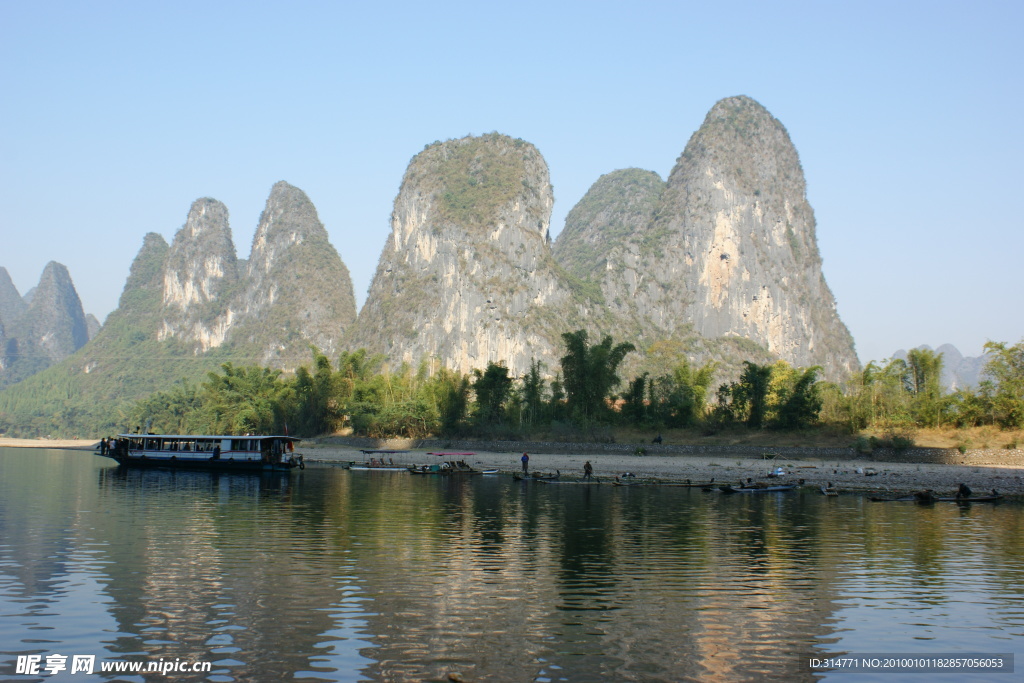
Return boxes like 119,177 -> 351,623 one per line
0,448 -> 1021,682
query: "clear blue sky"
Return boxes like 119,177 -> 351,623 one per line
2,0 -> 1021,365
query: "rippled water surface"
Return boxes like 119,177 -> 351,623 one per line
1,448 -> 1022,681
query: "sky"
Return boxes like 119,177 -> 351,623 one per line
1,0 -> 1021,365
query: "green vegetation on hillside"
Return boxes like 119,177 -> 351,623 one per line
4,326 -> 1023,448
430,133 -> 531,228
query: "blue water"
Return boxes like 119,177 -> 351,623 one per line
0,448 -> 1021,681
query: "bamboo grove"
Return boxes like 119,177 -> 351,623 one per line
121,332 -> 1024,443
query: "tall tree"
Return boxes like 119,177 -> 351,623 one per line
734,361 -> 773,428
291,349 -> 338,436
622,373 -> 650,426
520,359 -> 547,428
202,363 -> 292,435
981,340 -> 1024,428
473,362 -> 513,426
774,365 -> 823,430
906,348 -> 944,426
559,330 -> 635,422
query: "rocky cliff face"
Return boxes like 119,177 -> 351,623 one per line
0,262 -> 89,386
351,133 -> 578,375
157,198 -> 239,351
555,96 -> 858,378
655,96 -> 857,375
0,268 -> 27,332
552,168 -> 668,347
233,181 -> 358,364
153,182 -> 357,363
0,268 -> 24,365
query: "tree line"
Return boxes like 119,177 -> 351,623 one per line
126,332 -> 1024,441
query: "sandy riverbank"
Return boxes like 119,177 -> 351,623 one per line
0,437 -> 97,450
3,437 -> 1021,497
301,443 -> 1024,497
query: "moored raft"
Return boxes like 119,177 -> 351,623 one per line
409,460 -> 481,475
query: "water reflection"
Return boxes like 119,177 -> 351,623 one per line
0,449 -> 1022,682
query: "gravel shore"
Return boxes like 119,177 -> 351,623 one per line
302,443 -> 1024,497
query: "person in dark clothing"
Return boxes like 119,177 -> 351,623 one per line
521,453 -> 529,473
583,461 -> 593,481
956,483 -> 973,499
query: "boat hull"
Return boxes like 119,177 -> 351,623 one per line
104,455 -> 299,472
346,464 -> 409,471
720,484 -> 797,493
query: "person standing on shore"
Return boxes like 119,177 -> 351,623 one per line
583,461 -> 593,481
521,453 -> 529,473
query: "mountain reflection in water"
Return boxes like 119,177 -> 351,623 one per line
0,448 -> 1021,682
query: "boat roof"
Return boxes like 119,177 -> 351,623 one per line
116,434 -> 301,442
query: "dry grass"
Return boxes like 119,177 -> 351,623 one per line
615,426 -> 855,449
613,425 -> 1024,451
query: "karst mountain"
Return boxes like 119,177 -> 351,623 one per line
0,96 -> 860,436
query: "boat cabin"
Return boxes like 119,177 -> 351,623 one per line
112,434 -> 300,466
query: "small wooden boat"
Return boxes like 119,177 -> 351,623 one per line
820,483 -> 839,496
360,449 -> 409,455
409,461 -> 481,475
346,462 -> 409,471
428,451 -> 476,456
513,470 -> 560,481
720,483 -> 797,493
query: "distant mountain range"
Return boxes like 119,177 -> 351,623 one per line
0,96 -> 862,436
0,262 -> 95,389
892,344 -> 988,391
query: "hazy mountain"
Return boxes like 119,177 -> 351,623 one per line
0,262 -> 89,388
0,267 -> 27,330
0,183 -> 358,436
893,344 -> 987,391
85,314 -> 101,340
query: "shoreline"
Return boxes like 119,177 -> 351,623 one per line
301,443 -> 1024,497
4,436 -> 1022,497
0,437 -> 97,450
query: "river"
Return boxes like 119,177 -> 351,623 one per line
0,448 -> 1020,681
